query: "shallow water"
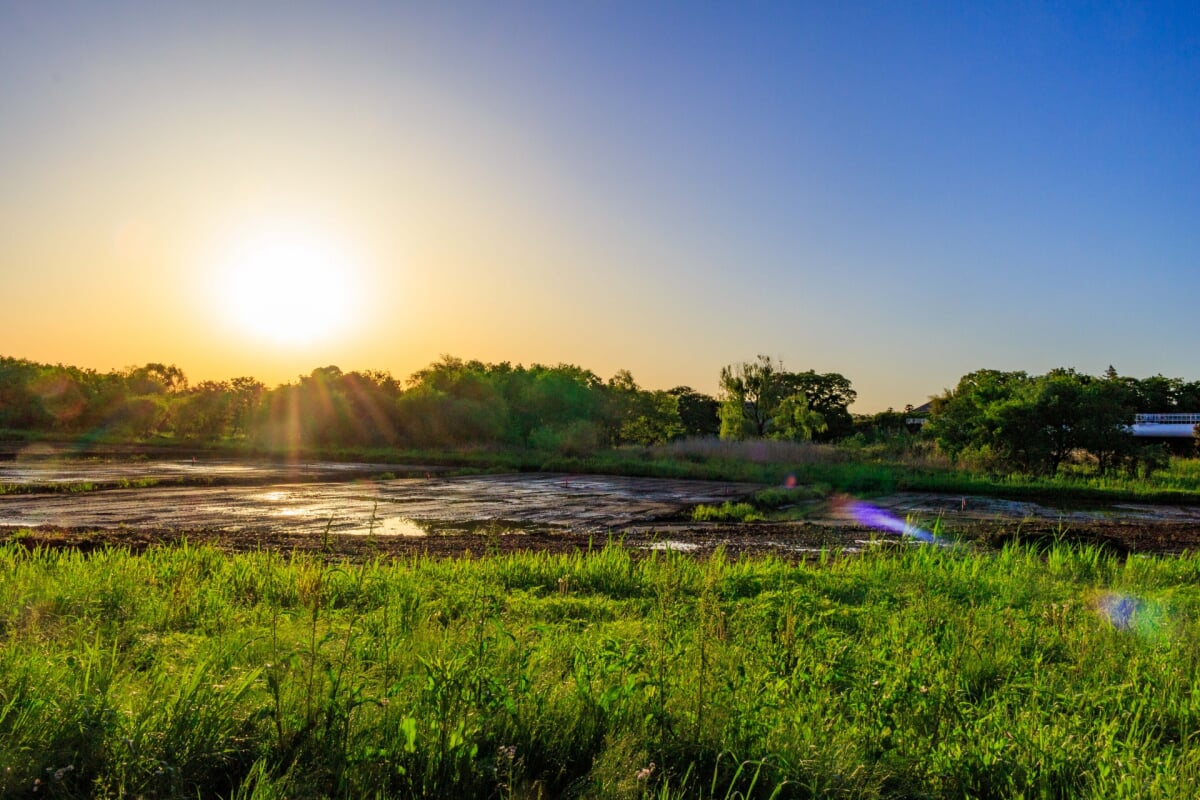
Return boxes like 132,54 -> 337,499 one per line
863,492 -> 1200,525
4,462 -> 1199,557
0,465 -> 762,536
0,458 -> 399,486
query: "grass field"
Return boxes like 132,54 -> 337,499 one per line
3,538 -> 1200,798
242,441 -> 1200,505
7,432 -> 1200,504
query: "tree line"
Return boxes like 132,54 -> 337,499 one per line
0,354 -> 861,453
3,355 -> 1196,474
0,356 -> 699,452
925,367 -> 1200,477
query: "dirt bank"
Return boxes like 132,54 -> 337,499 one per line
8,517 -> 1199,561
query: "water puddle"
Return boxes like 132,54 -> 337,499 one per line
860,492 -> 1200,525
0,468 -> 762,537
646,540 -> 701,552
348,517 -> 429,537
5,463 -> 1198,557
0,458 -> 424,487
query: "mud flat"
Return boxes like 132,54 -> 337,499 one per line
630,497 -> 1200,560
3,461 -> 1199,559
0,457 -> 430,488
0,468 -> 761,544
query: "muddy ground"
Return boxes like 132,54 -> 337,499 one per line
3,457 -> 1200,560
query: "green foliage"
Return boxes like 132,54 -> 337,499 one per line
691,501 -> 765,522
718,356 -> 855,443
7,354 -> 1200,468
769,393 -> 827,442
529,419 -> 603,455
924,365 -> 1200,478
785,369 -> 857,439
125,362 -> 188,395
605,370 -> 685,446
4,542 -> 1200,798
928,367 -> 1141,477
172,381 -> 236,440
718,355 -> 787,439
116,394 -> 170,438
667,386 -> 721,438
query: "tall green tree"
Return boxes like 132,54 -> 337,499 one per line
718,356 -> 788,439
781,370 -> 857,440
228,377 -> 266,437
927,367 -> 1142,476
1076,372 -> 1137,474
718,356 -> 855,442
603,371 -> 684,446
770,393 -> 827,442
126,363 -> 188,395
926,369 -> 1031,465
172,381 -> 234,440
667,386 -> 720,438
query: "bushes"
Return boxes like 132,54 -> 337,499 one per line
926,367 -> 1200,477
691,501 -> 764,522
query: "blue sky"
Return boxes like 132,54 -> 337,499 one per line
2,1 -> 1197,410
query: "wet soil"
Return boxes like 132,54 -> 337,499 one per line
2,459 -> 1199,560
9,517 -> 1199,562
0,455 -> 437,491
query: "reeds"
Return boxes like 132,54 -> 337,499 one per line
2,540 -> 1200,798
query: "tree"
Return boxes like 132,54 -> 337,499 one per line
391,356 -> 625,451
925,369 -> 1031,465
770,392 -> 827,441
1075,372 -> 1136,474
126,363 -> 188,395
781,371 -> 856,440
114,395 -> 168,438
171,381 -> 234,440
517,364 -> 605,447
718,356 -> 788,439
1031,369 -> 1087,474
338,371 -> 402,446
926,367 -> 1139,476
603,371 -> 683,446
0,358 -> 49,429
1177,381 -> 1200,412
851,409 -> 908,440
718,356 -> 856,442
1134,375 -> 1182,412
667,386 -> 720,438
228,377 -> 266,437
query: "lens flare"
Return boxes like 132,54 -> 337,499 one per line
835,497 -> 949,546
1095,592 -> 1139,630
1092,591 -> 1170,640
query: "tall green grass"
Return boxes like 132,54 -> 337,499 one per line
3,540 -> 1200,798
572,442 -> 1200,503
10,433 -> 1200,504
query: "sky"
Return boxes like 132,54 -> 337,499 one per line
2,1 -> 1197,412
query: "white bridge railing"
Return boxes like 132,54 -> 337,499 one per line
1134,414 -> 1200,424
903,413 -> 1198,437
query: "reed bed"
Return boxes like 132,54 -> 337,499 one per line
2,539 -> 1200,798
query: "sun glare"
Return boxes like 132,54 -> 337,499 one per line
214,226 -> 360,346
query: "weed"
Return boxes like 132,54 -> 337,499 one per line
2,541 -> 1199,797
692,502 -> 765,523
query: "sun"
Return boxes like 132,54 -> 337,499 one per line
213,226 -> 360,347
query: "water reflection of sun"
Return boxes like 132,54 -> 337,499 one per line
213,225 -> 361,346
